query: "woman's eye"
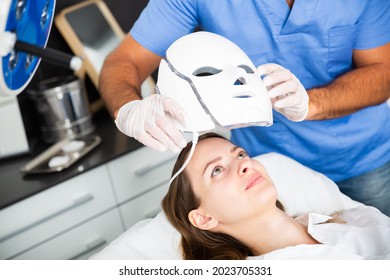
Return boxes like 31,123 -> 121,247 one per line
237,151 -> 248,159
211,166 -> 223,177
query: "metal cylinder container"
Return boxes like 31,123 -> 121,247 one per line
28,75 -> 94,143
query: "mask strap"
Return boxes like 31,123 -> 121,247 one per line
168,131 -> 199,186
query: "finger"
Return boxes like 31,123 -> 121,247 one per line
156,114 -> 187,149
147,124 -> 182,153
267,79 -> 299,99
262,69 -> 294,87
145,118 -> 183,153
135,130 -> 168,152
256,63 -> 283,76
274,93 -> 300,108
162,97 -> 186,125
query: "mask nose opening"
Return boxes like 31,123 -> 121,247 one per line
234,77 -> 246,86
232,77 -> 254,98
233,65 -> 258,98
233,78 -> 253,98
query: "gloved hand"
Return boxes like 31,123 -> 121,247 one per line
257,63 -> 309,122
115,94 -> 187,153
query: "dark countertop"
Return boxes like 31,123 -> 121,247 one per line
0,109 -> 143,210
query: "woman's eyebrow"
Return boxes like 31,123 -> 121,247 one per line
203,156 -> 222,175
230,146 -> 240,153
202,146 -> 240,175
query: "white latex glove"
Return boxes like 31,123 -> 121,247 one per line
257,63 -> 309,122
115,94 -> 187,153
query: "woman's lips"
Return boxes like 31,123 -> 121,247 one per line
245,173 -> 265,191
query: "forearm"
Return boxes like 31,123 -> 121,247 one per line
307,64 -> 390,120
98,52 -> 143,119
98,34 -> 161,119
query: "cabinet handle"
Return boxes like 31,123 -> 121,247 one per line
69,238 -> 107,260
134,156 -> 176,176
0,194 -> 94,243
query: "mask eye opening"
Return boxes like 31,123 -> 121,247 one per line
238,65 -> 255,74
193,66 -> 222,77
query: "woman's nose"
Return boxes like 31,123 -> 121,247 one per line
238,159 -> 252,175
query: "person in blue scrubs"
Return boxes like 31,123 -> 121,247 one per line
99,0 -> 390,216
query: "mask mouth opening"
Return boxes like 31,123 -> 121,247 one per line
232,93 -> 254,98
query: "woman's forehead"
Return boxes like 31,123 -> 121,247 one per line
197,137 -> 233,153
188,138 -> 235,168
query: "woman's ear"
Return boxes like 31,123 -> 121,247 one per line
188,208 -> 218,230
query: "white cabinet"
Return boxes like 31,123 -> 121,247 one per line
108,146 -> 176,229
13,209 -> 123,260
0,165 -> 117,259
107,146 -> 176,204
0,146 -> 177,259
119,184 -> 169,230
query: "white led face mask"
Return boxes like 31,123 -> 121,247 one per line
156,32 -> 273,185
156,31 -> 273,133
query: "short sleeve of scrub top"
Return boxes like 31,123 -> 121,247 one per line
129,0 -> 199,56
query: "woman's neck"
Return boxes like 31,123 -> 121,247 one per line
230,208 -> 319,256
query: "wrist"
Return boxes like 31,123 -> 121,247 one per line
306,103 -> 319,120
306,88 -> 323,120
114,98 -> 142,119
115,100 -> 140,121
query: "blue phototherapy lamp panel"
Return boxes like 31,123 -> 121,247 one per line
0,0 -> 82,96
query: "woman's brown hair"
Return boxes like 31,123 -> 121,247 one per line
161,132 -> 284,260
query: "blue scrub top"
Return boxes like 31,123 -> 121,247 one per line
130,0 -> 390,181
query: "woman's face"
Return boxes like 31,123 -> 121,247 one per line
186,137 -> 278,226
